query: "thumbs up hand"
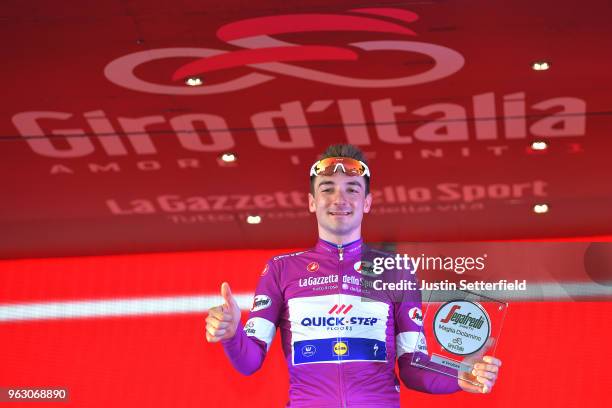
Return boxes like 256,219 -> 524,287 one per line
458,338 -> 502,393
205,282 -> 241,343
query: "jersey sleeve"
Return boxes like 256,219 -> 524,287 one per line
221,259 -> 283,375
393,272 -> 428,360
394,276 -> 461,394
242,259 -> 283,350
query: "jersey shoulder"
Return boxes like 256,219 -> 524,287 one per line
270,249 -> 312,263
362,244 -> 398,261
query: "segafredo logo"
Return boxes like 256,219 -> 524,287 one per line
250,295 -> 272,312
433,300 -> 490,356
353,260 -> 377,276
408,307 -> 423,326
104,8 -> 464,95
439,304 -> 485,328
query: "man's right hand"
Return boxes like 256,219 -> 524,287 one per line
205,282 -> 241,343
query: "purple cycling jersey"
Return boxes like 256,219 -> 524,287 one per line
222,239 -> 460,407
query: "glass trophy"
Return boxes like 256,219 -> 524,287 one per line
410,288 -> 507,386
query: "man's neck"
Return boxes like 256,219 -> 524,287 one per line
319,237 -> 361,248
317,230 -> 361,246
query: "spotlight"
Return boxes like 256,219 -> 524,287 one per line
530,141 -> 548,151
246,215 -> 262,224
220,153 -> 237,163
185,77 -> 203,86
533,204 -> 549,214
532,61 -> 550,71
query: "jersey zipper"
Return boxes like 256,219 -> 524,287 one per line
337,244 -> 346,407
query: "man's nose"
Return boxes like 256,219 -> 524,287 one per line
332,189 -> 348,204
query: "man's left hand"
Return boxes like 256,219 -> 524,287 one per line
458,355 -> 502,393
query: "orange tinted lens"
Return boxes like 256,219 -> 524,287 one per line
314,158 -> 364,176
313,158 -> 334,176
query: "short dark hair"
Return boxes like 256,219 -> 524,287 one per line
309,144 -> 370,195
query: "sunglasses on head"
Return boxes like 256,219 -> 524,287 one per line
309,157 -> 371,178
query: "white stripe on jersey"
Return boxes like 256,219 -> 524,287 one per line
396,331 -> 428,357
287,294 -> 389,343
244,317 -> 276,351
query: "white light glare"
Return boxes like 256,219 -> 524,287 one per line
220,153 -> 237,163
531,141 -> 548,150
246,215 -> 262,224
533,204 -> 549,214
185,77 -> 203,86
532,61 -> 550,71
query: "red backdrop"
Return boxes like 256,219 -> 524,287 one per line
0,248 -> 609,407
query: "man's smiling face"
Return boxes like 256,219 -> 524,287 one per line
308,172 -> 372,243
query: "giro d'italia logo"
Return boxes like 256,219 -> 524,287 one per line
104,8 -> 464,95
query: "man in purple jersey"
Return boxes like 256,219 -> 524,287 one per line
205,144 -> 501,407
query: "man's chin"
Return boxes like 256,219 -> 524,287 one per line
325,224 -> 356,236
328,219 -> 353,229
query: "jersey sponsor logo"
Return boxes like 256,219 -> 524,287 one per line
245,320 -> 256,335
289,294 -> 389,365
328,304 -> 353,314
272,251 -> 307,261
353,260 -> 376,276
300,304 -> 378,331
293,338 -> 387,365
298,274 -> 338,287
250,295 -> 272,312
333,341 -> 348,356
408,307 -> 423,326
301,316 -> 378,328
301,344 -> 317,358
306,261 -> 319,272
417,334 -> 428,353
341,275 -> 377,294
243,317 -> 276,347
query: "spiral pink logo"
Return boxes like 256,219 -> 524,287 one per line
104,8 -> 464,95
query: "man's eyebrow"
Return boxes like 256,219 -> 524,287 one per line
346,181 -> 362,188
317,181 -> 335,188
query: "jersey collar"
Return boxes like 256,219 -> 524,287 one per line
315,238 -> 363,257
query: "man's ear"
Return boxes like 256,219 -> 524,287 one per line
308,193 -> 316,213
363,193 -> 373,213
